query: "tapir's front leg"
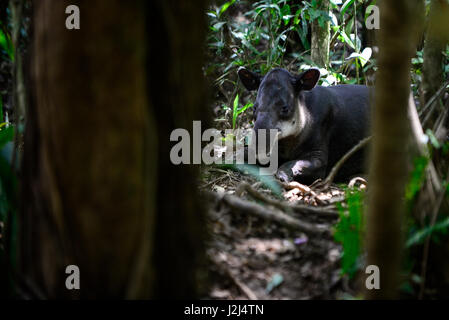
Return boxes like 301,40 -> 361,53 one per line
276,156 -> 327,185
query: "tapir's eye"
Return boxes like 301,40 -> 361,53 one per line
253,103 -> 258,117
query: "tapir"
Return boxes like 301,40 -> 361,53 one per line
238,67 -> 371,184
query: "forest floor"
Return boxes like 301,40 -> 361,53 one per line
199,92 -> 366,299
200,159 -> 364,300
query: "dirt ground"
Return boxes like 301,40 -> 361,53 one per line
200,162 -> 365,300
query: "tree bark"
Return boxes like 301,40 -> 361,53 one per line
311,0 -> 330,68
20,0 -> 208,299
365,0 -> 424,299
146,0 -> 209,299
421,0 -> 449,125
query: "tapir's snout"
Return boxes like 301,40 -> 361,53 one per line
254,111 -> 272,132
253,116 -> 280,158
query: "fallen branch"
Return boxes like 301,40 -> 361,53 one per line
237,182 -> 338,218
205,190 -> 330,236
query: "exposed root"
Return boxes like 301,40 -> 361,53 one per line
204,190 -> 330,236
238,182 -> 339,219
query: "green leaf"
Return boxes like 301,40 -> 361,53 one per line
280,4 -> 291,25
0,126 -> 14,149
219,0 -> 236,17
405,156 -> 428,202
346,48 -> 372,67
0,27 -> 14,61
232,94 -> 239,129
334,188 -> 365,278
237,102 -> 254,117
212,21 -> 227,31
406,217 -> 449,248
0,96 -> 3,123
426,129 -> 441,149
339,30 -> 355,50
359,47 -> 372,66
341,0 -> 355,16
206,11 -> 217,18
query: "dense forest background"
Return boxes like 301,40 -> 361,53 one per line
0,0 -> 448,299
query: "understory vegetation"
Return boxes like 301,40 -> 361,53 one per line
0,0 -> 448,299
203,0 -> 449,299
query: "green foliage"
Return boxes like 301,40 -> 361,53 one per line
207,0 -> 300,76
405,155 -> 429,203
232,94 -> 254,129
0,94 -> 17,283
0,98 -> 14,153
0,96 -> 3,123
406,216 -> 449,248
404,152 -> 449,249
206,0 -> 376,91
333,187 -> 365,278
341,0 -> 355,16
0,23 -> 14,61
206,0 -> 379,130
219,0 -> 237,17
425,129 -> 441,149
0,127 -> 17,293
404,128 -> 448,205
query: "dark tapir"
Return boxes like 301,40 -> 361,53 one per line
238,67 -> 370,184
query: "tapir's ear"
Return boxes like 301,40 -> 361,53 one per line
238,67 -> 262,91
295,68 -> 320,91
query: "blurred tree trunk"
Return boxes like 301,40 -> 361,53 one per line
146,0 -> 209,298
420,0 -> 449,126
365,0 -> 423,299
311,0 -> 330,68
20,0 -> 207,299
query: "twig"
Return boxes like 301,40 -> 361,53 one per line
419,80 -> 449,120
318,136 -> 371,189
210,255 -> 258,300
237,182 -> 287,212
227,269 -> 258,300
418,166 -> 449,299
281,181 -> 326,205
200,175 -> 228,189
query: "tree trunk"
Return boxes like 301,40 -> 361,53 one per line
146,0 -> 209,298
365,0 -> 423,299
20,0 -> 207,299
311,0 -> 330,68
420,0 -> 449,125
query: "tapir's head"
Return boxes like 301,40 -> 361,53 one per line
238,67 -> 320,141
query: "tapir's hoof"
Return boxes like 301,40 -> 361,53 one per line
275,169 -> 292,183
